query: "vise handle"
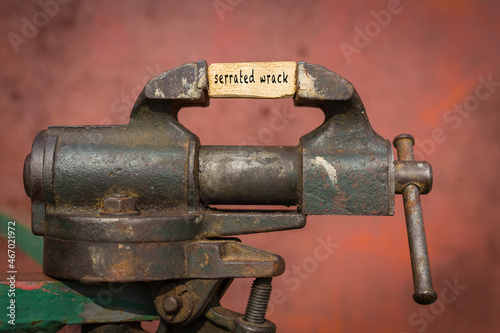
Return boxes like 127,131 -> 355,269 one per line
394,134 -> 437,305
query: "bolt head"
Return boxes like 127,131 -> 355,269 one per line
103,194 -> 137,214
163,295 -> 182,314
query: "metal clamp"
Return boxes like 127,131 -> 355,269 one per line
17,61 -> 439,332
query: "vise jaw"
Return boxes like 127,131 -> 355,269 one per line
23,61 -> 435,331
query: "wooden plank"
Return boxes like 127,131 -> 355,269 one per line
208,61 -> 297,98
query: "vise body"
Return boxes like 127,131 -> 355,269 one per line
23,61 -> 436,332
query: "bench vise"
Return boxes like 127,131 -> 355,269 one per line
23,61 -> 436,332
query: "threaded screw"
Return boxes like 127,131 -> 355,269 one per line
102,193 -> 138,215
243,278 -> 272,325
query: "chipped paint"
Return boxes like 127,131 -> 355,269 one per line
15,282 -> 43,291
310,156 -> 337,186
297,63 -> 323,99
41,288 -> 60,295
0,273 -> 158,331
88,245 -> 106,272
177,76 -> 199,98
154,88 -> 165,98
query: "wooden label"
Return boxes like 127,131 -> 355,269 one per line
208,61 -> 297,98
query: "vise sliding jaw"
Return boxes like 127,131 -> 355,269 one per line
24,61 -> 436,332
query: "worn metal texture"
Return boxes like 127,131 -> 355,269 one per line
42,210 -> 302,281
0,273 -> 158,332
45,211 -> 304,243
24,61 -> 396,220
162,280 -> 277,333
23,61 -> 210,235
242,278 -> 273,325
200,211 -> 305,238
143,60 -> 208,110
295,62 -> 395,215
394,161 -> 433,194
151,279 -> 223,326
199,146 -> 300,206
43,239 -> 284,282
40,119 -> 196,211
19,60 -> 436,330
402,185 -> 436,305
394,135 -> 437,305
23,61 -> 398,284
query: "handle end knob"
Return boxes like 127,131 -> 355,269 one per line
393,133 -> 414,146
413,290 -> 438,305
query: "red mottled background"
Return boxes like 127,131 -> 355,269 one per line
1,0 -> 499,332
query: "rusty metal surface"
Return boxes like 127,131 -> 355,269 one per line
394,161 -> 432,194
159,279 -> 277,333
295,62 -> 395,216
19,61 -> 436,330
23,61 -> 400,285
45,211 -> 305,243
242,278 -> 273,325
201,211 -> 306,237
152,279 -> 222,326
402,185 -> 437,305
199,145 -> 300,206
394,135 -> 437,305
43,238 -> 284,282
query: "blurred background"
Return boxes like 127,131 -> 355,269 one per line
1,0 -> 499,332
